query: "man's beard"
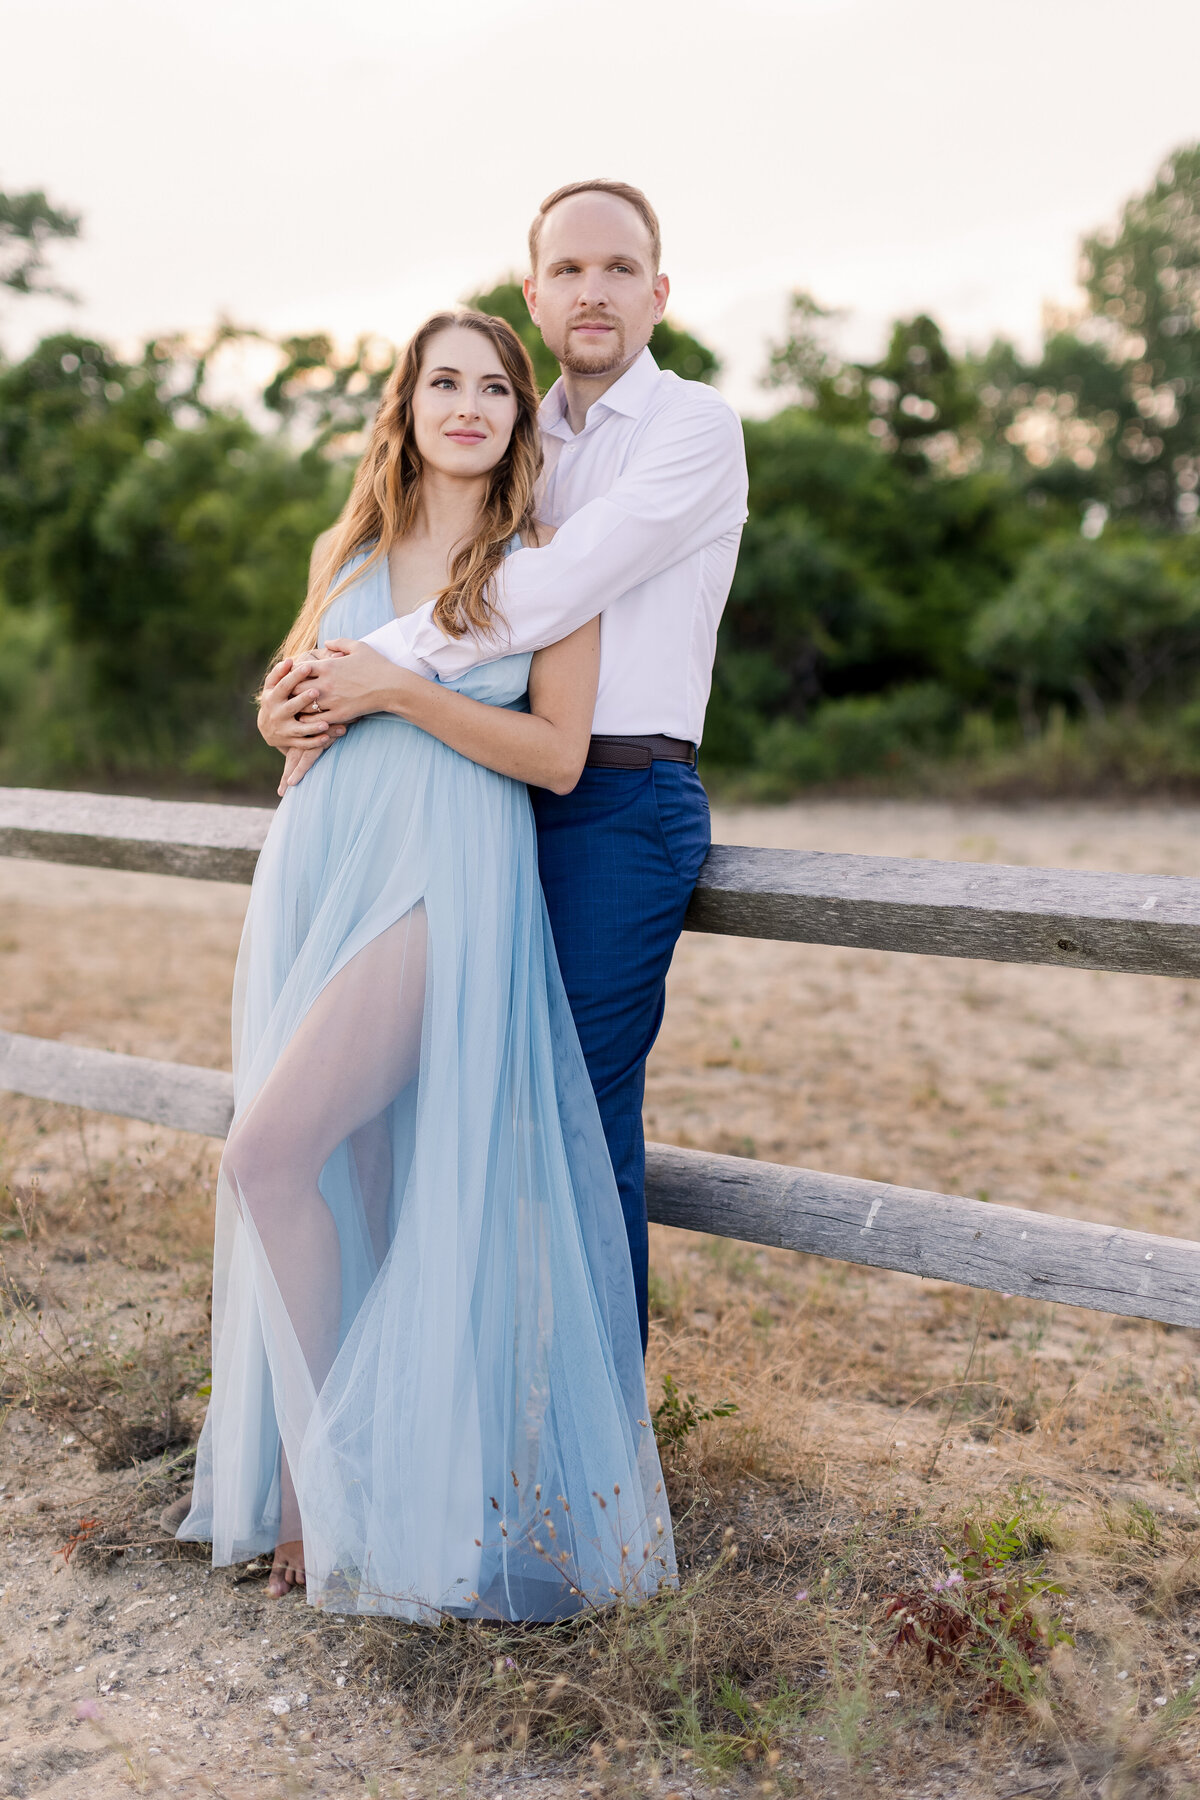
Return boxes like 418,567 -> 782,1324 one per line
558,314 -> 627,376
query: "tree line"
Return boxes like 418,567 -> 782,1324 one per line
3,148 -> 1200,796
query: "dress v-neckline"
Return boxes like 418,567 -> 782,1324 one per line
384,549 -> 436,625
384,534 -> 522,623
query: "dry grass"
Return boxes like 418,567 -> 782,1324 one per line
0,1255 -> 204,1475
1,801 -> 1200,1796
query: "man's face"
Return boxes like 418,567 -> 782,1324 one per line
524,193 -> 669,379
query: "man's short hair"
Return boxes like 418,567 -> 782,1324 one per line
528,179 -> 662,274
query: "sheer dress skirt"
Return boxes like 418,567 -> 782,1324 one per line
180,557 -> 675,1621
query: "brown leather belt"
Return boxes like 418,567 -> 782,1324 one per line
586,733 -> 697,770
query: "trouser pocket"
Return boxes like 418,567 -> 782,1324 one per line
650,762 -> 711,885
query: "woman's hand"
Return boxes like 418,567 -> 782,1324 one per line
278,744 -> 328,795
257,655 -> 348,755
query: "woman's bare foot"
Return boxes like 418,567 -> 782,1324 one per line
266,1539 -> 306,1598
158,1491 -> 193,1536
267,1451 -> 306,1597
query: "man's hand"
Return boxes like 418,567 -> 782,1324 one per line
291,639 -> 424,724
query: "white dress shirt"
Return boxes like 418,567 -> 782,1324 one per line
362,348 -> 748,745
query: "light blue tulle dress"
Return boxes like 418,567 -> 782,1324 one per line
180,548 -> 675,1620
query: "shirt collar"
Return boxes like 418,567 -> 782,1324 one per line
539,347 -> 661,440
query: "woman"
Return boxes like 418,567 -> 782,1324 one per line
179,311 -> 674,1621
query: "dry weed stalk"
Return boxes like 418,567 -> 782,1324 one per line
0,1261 -> 202,1471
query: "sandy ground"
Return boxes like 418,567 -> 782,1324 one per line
2,797 -> 1200,1798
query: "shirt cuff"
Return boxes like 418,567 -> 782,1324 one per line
361,617 -> 435,676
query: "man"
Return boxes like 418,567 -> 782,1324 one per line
260,178 -> 748,1348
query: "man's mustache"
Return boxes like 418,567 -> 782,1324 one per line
567,312 -> 621,330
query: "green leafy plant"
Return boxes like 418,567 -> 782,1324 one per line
883,1514 -> 1072,1709
652,1374 -> 739,1450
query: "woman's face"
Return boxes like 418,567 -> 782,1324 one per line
411,325 -> 520,481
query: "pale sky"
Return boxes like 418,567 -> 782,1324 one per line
4,0 -> 1200,413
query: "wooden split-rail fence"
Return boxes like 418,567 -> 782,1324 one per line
1,785 -> 1199,1331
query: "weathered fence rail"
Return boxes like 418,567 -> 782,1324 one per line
3,785 -> 1199,1330
6,786 -> 1200,975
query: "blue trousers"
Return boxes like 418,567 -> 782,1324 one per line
532,762 -> 712,1351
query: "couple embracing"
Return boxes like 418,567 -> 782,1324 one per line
178,179 -> 748,1621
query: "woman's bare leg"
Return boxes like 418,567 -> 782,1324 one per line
351,1111 -> 395,1274
222,906 -> 427,1596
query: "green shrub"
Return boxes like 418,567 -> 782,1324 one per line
748,682 -> 960,790
971,534 -> 1200,721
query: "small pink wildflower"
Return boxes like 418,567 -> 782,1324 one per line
795,1589 -> 808,1602
75,1699 -> 101,1721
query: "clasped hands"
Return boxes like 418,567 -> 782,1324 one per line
257,639 -> 408,797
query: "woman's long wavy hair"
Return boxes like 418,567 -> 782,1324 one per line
277,310 -> 542,664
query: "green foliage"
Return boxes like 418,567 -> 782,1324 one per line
745,685 -> 960,791
0,334 -> 173,612
0,590 -> 95,780
6,149 -> 1200,797
652,1374 -> 739,1450
662,1665 -> 808,1773
0,326 -> 350,782
1076,141 -> 1200,526
869,313 -> 979,457
89,416 -> 349,775
971,535 -> 1200,721
763,291 -> 851,412
646,314 -> 720,384
719,144 -> 1200,788
765,299 -> 977,455
0,184 -> 80,298
705,406 -> 1039,775
962,144 -> 1200,531
884,1512 -> 1072,1710
261,330 -> 393,447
